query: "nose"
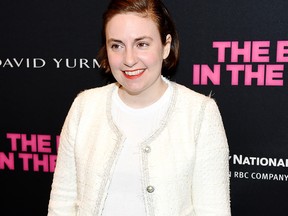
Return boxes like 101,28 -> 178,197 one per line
124,47 -> 137,67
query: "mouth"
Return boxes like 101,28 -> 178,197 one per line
122,69 -> 145,79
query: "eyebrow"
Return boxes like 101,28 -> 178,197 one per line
135,36 -> 153,42
107,36 -> 153,44
107,38 -> 123,44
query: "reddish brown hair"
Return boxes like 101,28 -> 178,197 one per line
97,0 -> 180,73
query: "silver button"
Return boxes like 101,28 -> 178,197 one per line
144,146 -> 151,153
146,185 -> 155,193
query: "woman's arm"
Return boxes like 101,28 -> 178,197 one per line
192,98 -> 231,216
48,96 -> 82,216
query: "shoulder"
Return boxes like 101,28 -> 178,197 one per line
77,83 -> 116,99
67,83 -> 116,113
173,82 -> 212,107
170,82 -> 223,121
72,83 -> 116,105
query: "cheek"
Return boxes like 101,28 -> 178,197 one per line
138,51 -> 163,66
107,52 -> 122,68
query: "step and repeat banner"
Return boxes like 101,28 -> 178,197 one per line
1,0 -> 288,215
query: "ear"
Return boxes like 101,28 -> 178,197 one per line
163,34 -> 172,60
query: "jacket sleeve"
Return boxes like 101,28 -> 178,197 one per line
47,94 -> 82,216
192,98 -> 231,216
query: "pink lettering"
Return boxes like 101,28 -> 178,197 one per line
192,65 -> 200,85
213,41 -> 231,62
276,41 -> 288,62
226,64 -> 283,86
38,135 -> 52,153
18,153 -> 33,171
21,134 -> 37,152
6,133 -> 21,151
56,135 -> 60,151
226,65 -> 245,85
49,155 -> 57,172
244,65 -> 265,86
266,64 -> 284,86
193,64 -> 221,85
0,152 -> 14,170
33,154 -> 49,172
252,41 -> 270,62
18,153 -> 56,172
231,41 -> 251,62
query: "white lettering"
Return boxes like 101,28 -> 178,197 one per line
231,154 -> 288,168
251,172 -> 288,181
13,58 -> 24,67
34,58 -> 46,68
53,58 -> 62,68
3,59 -> 13,67
66,59 -> 76,68
80,58 -> 89,68
93,59 -> 100,68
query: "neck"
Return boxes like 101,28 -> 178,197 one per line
118,77 -> 168,109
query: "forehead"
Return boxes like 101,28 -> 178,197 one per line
105,13 -> 160,40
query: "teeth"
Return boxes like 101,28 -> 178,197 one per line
124,69 -> 144,76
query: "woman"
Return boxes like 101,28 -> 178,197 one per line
48,0 -> 231,215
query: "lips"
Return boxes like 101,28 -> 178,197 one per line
122,69 -> 145,79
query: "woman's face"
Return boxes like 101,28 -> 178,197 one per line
105,12 -> 171,98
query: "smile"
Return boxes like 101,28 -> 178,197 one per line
123,69 -> 145,76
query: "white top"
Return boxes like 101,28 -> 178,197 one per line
48,81 -> 231,216
102,79 -> 172,216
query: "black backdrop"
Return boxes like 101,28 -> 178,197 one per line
1,0 -> 288,215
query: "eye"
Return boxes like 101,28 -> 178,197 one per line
137,42 -> 149,48
111,43 -> 123,51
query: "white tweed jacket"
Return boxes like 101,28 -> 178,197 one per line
48,81 -> 231,216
